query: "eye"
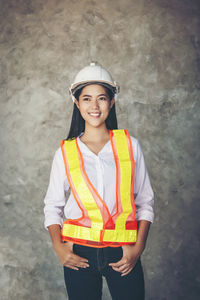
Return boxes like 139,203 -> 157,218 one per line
99,96 -> 107,101
83,97 -> 90,101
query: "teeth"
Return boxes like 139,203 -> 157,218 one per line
89,113 -> 100,116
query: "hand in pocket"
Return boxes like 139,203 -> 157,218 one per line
109,244 -> 141,276
54,242 -> 90,270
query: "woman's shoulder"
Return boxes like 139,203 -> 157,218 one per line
129,134 -> 139,146
52,145 -> 63,164
113,129 -> 141,158
118,129 -> 139,147
125,131 -> 142,162
54,138 -> 75,156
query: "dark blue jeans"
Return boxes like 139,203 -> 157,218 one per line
64,244 -> 144,300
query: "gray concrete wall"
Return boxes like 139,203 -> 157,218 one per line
0,0 -> 200,299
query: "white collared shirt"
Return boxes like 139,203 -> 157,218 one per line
44,135 -> 154,229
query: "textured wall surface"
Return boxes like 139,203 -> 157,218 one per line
0,0 -> 200,299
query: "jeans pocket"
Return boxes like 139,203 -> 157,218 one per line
106,246 -> 123,263
72,243 -> 88,256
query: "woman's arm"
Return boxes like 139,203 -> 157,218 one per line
134,139 -> 154,223
44,150 -> 89,270
44,149 -> 67,229
134,220 -> 151,253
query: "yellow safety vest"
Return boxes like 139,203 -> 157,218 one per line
61,129 -> 137,248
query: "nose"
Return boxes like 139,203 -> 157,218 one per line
91,99 -> 99,109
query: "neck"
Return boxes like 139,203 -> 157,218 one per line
82,123 -> 110,142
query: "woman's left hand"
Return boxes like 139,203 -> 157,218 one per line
109,244 -> 143,277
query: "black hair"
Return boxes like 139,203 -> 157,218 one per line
66,84 -> 118,140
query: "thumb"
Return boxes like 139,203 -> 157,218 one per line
109,257 -> 126,268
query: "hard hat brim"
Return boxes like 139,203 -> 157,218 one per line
70,80 -> 119,96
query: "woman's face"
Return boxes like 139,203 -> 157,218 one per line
75,84 -> 115,129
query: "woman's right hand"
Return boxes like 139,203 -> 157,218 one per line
53,241 -> 89,270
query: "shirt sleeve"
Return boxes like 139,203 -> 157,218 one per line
132,138 -> 154,223
44,147 -> 69,229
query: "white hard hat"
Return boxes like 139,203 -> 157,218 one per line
69,62 -> 120,101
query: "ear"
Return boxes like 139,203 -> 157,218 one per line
74,98 -> 80,109
110,98 -> 115,109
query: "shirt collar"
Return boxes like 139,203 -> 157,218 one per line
77,135 -> 112,157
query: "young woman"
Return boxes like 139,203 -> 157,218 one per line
44,62 -> 154,300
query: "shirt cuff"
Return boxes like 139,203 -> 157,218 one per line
136,210 -> 154,223
44,218 -> 63,230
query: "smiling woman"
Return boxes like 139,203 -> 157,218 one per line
44,62 -> 154,300
67,65 -> 118,140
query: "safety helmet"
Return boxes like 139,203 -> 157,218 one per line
69,62 -> 120,101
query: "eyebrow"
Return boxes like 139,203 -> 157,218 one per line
82,93 -> 108,97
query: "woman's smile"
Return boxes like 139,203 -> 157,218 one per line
88,112 -> 101,117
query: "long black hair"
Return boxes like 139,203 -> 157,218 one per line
66,84 -> 118,140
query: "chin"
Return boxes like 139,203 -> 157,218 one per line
86,120 -> 106,128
